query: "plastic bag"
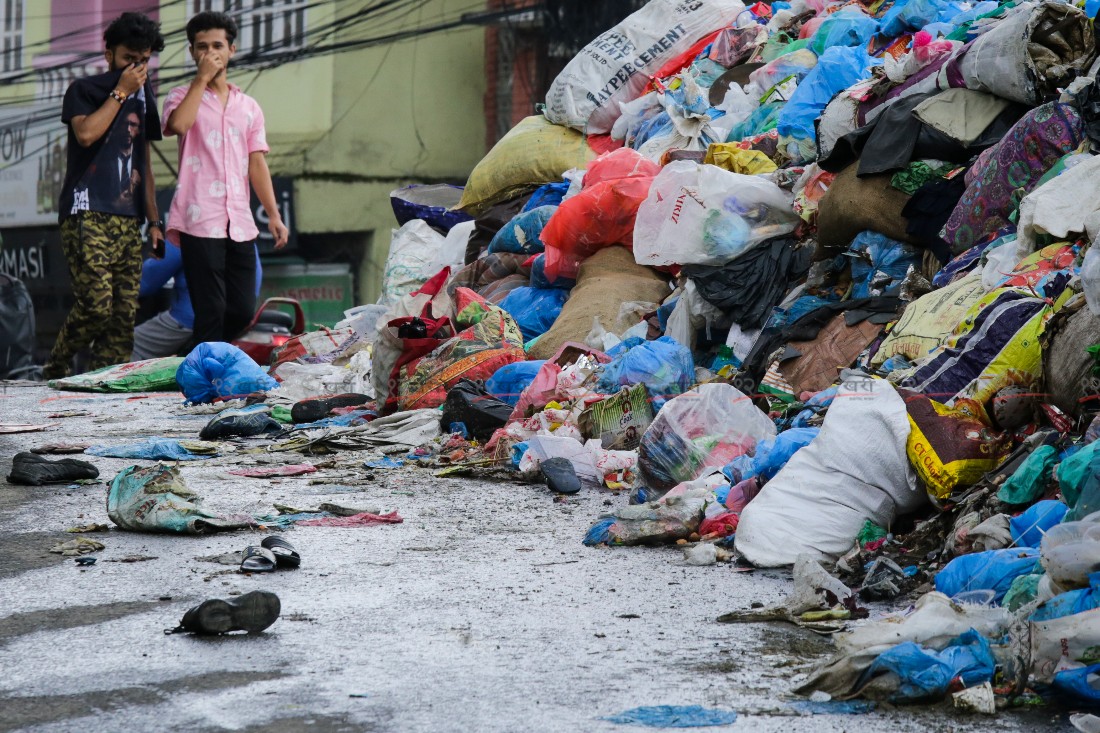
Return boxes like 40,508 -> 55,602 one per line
736,375 -> 924,567
487,206 -> 556,255
776,45 -> 879,157
934,548 -> 1041,604
857,629 -> 994,704
1052,664 -> 1100,706
1010,500 -> 1069,549
809,8 -> 879,57
638,382 -> 776,492
486,360 -> 545,406
88,439 -> 219,461
498,286 -> 570,342
904,394 -> 1010,501
880,0 -> 949,37
440,379 -> 514,441
176,343 -> 279,404
378,220 -> 448,307
458,116 -> 596,216
1083,246 -> 1100,316
1040,511 -> 1100,591
199,405 -> 282,440
584,491 -> 710,546
632,160 -> 799,268
595,336 -> 694,408
722,427 -> 819,483
107,464 -> 251,534
540,174 -> 655,282
847,231 -> 919,299
997,445 -> 1058,505
0,273 -> 36,380
389,183 -> 471,232
529,253 -> 575,290
747,48 -> 818,95
544,0 -> 745,133
49,357 -> 184,393
522,181 -> 569,211
1031,572 -> 1100,623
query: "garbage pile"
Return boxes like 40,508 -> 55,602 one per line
41,0 -> 1100,713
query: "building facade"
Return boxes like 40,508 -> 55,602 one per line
0,0 -> 489,348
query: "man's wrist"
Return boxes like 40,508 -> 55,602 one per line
109,89 -> 127,104
147,218 -> 164,230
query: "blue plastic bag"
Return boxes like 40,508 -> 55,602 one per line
776,45 -> 879,146
521,181 -> 569,212
934,548 -> 1041,604
499,286 -> 570,342
880,0 -> 950,37
723,427 -> 820,482
530,253 -> 576,290
726,101 -> 783,142
88,439 -> 214,461
1010,500 -> 1069,548
857,629 -> 995,703
601,705 -> 738,727
1052,663 -> 1100,705
847,231 -> 919,299
486,206 -> 557,255
1030,572 -> 1100,622
809,9 -> 879,56
486,360 -> 546,406
595,336 -> 694,408
176,342 -> 279,404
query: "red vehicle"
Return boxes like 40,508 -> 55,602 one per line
231,297 -> 306,365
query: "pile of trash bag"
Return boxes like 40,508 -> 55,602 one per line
43,0 -> 1100,716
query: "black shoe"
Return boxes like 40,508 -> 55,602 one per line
199,409 -> 283,440
168,590 -> 281,635
7,452 -> 99,486
290,393 -> 370,424
541,457 -> 581,495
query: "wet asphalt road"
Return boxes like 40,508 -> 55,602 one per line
0,383 -> 1073,732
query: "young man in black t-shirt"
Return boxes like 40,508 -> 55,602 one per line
43,12 -> 166,379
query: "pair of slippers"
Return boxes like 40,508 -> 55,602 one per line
240,536 -> 300,573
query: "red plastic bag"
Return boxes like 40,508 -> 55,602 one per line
540,150 -> 658,282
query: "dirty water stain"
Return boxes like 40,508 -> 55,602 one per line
0,600 -> 164,644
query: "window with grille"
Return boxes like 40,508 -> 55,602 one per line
192,0 -> 308,57
1,0 -> 23,74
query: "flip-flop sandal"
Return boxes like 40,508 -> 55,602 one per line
239,546 -> 277,573
167,590 -> 281,635
261,535 -> 301,569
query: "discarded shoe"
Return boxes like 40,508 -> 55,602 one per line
541,457 -> 581,495
291,393 -> 371,424
7,452 -> 99,486
199,407 -> 283,440
168,590 -> 281,635
240,546 -> 277,573
261,535 -> 301,569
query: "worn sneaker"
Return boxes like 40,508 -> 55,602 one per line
7,452 -> 99,486
290,393 -> 370,424
168,590 -> 281,635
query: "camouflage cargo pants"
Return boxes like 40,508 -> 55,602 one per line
44,212 -> 142,379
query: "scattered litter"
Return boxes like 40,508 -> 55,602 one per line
50,538 -> 103,556
601,705 -> 738,728
228,464 -> 318,478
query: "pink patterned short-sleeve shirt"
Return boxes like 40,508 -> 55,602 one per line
162,82 -> 269,245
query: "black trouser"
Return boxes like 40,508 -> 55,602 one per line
179,233 -> 257,345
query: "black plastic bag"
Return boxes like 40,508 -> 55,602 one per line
441,379 -> 513,441
0,273 -> 37,380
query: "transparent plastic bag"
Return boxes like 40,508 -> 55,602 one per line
1040,510 -> 1100,591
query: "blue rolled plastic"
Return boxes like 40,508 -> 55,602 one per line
176,342 -> 279,405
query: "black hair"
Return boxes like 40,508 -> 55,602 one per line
103,12 -> 165,53
186,11 -> 239,45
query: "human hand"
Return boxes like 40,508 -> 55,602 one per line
117,62 -> 147,97
196,52 -> 224,83
269,217 -> 289,249
150,226 -> 165,259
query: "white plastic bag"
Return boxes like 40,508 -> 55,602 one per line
544,0 -> 744,134
1082,246 -> 1100,316
736,373 -> 924,567
378,220 -> 447,307
633,160 -> 799,268
1040,510 -> 1100,591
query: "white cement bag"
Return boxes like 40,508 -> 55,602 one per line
1030,606 -> 1100,684
544,0 -> 744,134
378,219 -> 447,308
735,373 -> 924,567
633,160 -> 798,268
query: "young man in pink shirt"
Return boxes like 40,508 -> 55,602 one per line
162,11 -> 288,346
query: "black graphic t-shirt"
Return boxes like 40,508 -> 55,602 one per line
58,69 -> 162,221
